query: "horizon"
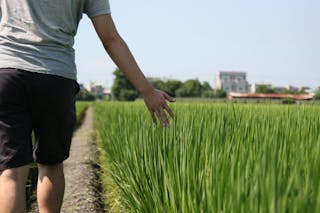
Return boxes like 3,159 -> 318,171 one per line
74,0 -> 319,90
78,70 -> 318,91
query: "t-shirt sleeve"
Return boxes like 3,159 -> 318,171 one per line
84,0 -> 111,18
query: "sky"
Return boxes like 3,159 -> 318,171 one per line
74,0 -> 320,90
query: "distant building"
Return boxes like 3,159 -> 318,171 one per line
216,71 -> 250,93
251,83 -> 272,93
86,82 -> 105,98
78,83 -> 85,90
286,85 -> 299,92
299,86 -> 311,93
104,89 -> 112,100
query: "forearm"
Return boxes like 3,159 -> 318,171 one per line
103,35 -> 153,95
92,14 -> 175,126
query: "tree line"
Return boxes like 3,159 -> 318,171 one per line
76,68 -> 320,102
255,85 -> 308,95
111,69 -> 226,101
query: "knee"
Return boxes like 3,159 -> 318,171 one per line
38,163 -> 64,179
0,166 -> 29,185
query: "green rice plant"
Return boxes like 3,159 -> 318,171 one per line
94,102 -> 320,213
75,101 -> 90,122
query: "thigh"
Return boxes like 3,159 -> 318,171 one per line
0,68 -> 33,171
28,72 -> 79,164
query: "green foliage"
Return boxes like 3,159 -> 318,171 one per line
201,81 -> 212,91
76,87 -> 96,101
201,89 -> 227,98
314,92 -> 320,100
119,89 -> 139,101
151,79 -> 217,98
201,90 -> 215,98
151,79 -> 182,97
200,82 -> 220,98
112,68 -> 139,101
280,89 -> 294,94
94,102 -> 320,212
215,89 -> 227,98
277,89 -> 306,94
165,80 -> 182,97
282,98 -> 296,104
175,87 -> 189,97
151,80 -> 166,91
256,85 -> 275,93
75,102 -> 89,121
175,79 -> 202,97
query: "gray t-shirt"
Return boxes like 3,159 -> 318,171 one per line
0,0 -> 111,80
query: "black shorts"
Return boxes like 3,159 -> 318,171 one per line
0,68 -> 80,171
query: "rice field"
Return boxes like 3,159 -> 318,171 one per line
94,102 -> 320,213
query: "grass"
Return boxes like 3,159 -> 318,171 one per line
76,101 -> 90,120
75,101 -> 90,129
94,102 -> 320,213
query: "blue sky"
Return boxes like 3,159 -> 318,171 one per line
74,0 -> 320,89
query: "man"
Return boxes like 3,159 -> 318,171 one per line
0,0 -> 175,212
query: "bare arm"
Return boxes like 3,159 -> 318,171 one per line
91,14 -> 175,126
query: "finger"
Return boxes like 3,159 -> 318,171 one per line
163,93 -> 176,102
156,109 -> 169,127
149,110 -> 157,125
164,104 -> 175,120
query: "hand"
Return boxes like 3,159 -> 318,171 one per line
142,88 -> 176,126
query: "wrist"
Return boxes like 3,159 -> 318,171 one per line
139,83 -> 154,97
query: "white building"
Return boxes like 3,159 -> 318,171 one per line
85,82 -> 105,97
216,71 -> 250,93
286,85 -> 299,92
104,89 -> 112,100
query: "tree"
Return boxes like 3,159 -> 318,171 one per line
215,89 -> 227,98
202,90 -> 215,98
282,98 -> 296,104
201,89 -> 226,98
151,79 -> 182,97
201,82 -> 218,98
165,80 -> 182,97
314,93 -> 320,100
256,85 -> 275,94
76,88 -> 96,101
119,89 -> 139,101
202,81 -> 212,91
175,79 -> 202,97
111,68 -> 139,101
151,80 -> 166,91
175,87 -> 189,97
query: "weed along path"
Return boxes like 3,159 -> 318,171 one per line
61,106 -> 104,212
29,106 -> 104,213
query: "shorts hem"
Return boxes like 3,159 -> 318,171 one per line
35,155 -> 69,165
0,159 -> 34,172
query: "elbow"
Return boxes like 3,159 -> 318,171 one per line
101,32 -> 122,49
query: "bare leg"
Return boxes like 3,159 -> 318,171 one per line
0,165 -> 29,213
37,163 -> 65,213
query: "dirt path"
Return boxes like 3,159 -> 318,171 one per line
29,107 -> 105,213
